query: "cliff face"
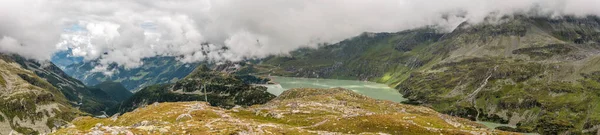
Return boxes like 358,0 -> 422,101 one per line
0,56 -> 80,134
54,88 -> 514,135
253,16 -> 600,134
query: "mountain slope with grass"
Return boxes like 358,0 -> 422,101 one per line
54,88 -> 515,135
0,55 -> 81,134
1,54 -> 117,115
254,15 -> 600,134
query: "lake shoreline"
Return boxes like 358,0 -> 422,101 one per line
263,76 -> 538,134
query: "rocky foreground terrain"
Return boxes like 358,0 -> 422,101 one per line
54,88 -> 516,135
0,57 -> 81,134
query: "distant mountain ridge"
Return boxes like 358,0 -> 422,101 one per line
61,56 -> 199,91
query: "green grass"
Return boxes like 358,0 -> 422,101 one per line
233,110 -> 329,127
0,74 -> 6,87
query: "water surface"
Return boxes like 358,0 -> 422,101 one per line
263,76 -> 407,103
476,121 -> 515,129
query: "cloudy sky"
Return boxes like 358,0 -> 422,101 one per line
0,0 -> 599,70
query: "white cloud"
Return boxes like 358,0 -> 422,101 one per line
0,0 -> 599,72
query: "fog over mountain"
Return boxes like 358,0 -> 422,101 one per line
0,0 -> 599,72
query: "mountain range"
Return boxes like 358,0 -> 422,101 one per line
1,54 -> 119,114
252,15 -> 600,134
61,56 -> 199,91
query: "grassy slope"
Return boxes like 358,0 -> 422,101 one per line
399,16 -> 600,134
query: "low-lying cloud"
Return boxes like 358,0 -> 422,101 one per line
0,0 -> 599,70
